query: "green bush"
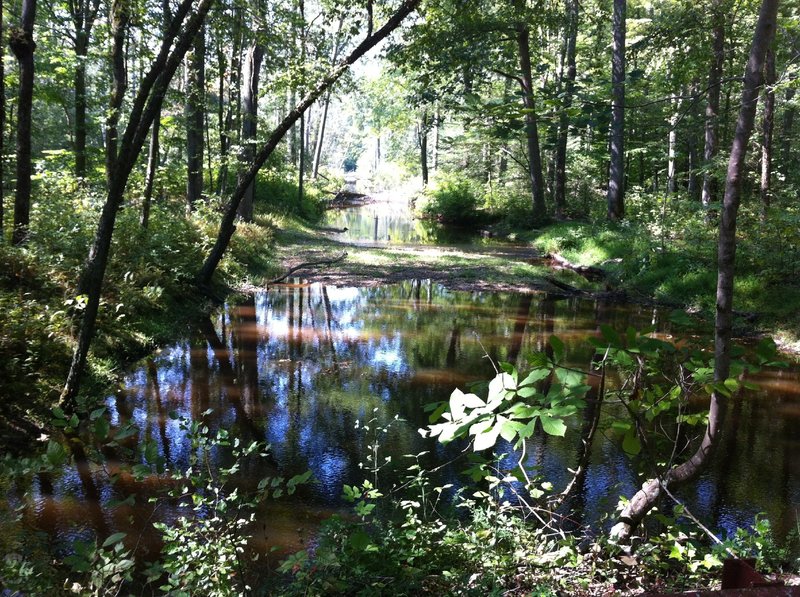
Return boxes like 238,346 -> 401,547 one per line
415,176 -> 484,226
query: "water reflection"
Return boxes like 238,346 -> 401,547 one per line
19,282 -> 800,552
321,196 -> 478,245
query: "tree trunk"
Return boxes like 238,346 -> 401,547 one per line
60,0 -> 215,413
607,0 -> 625,220
140,116 -> 160,228
297,0 -> 306,205
312,16 -> 344,179
554,0 -> 578,220
667,93 -> 681,195
702,0 -> 725,208
780,88 -> 795,177
186,25 -> 205,208
9,0 -> 36,246
197,0 -> 421,287
71,0 -> 100,180
105,0 -> 129,186
514,0 -> 546,222
419,109 -> 430,186
0,0 -> 5,237
236,42 -> 263,222
760,46 -> 775,217
610,0 -> 779,541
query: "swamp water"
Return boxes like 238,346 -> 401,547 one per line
12,199 -> 800,563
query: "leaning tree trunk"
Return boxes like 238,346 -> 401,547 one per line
553,0 -> 578,220
760,46 -> 775,218
610,0 -> 779,541
9,0 -> 36,246
60,0 -> 215,414
185,24 -> 205,208
606,0 -> 625,220
702,0 -> 725,208
515,0 -> 547,222
197,0 -> 421,288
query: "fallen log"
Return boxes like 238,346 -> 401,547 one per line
269,252 -> 347,284
543,275 -> 583,295
547,253 -> 605,279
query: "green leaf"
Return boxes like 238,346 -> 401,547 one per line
348,530 -> 372,550
539,415 -> 567,437
102,532 -> 127,548
622,431 -> 641,456
549,335 -> 565,363
46,440 -> 67,466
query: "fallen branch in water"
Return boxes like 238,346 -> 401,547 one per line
543,275 -> 583,295
269,252 -> 347,284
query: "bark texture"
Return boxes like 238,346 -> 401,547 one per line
186,25 -> 206,207
610,0 -> 779,541
236,42 -> 264,222
760,47 -> 775,216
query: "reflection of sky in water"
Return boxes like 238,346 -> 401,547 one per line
24,282 -> 800,548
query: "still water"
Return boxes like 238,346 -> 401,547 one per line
16,281 -> 800,559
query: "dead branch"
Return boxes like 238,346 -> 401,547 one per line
268,252 -> 347,284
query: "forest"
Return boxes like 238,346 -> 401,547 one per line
1,0 -> 799,593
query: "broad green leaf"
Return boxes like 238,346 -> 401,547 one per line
622,431 -> 641,456
102,532 -> 127,548
539,415 -> 566,437
549,335 -> 566,363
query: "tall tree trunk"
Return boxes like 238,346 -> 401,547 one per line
432,104 -> 440,173
140,116 -> 160,228
419,108 -> 430,186
667,92 -> 682,195
105,0 -> 129,186
610,0 -> 779,541
514,0 -> 546,221
312,16 -> 344,179
197,0 -> 421,287
0,0 -> 5,237
218,6 -> 241,196
760,46 -> 775,217
554,0 -> 578,220
780,88 -> 795,177
607,0 -> 625,220
60,0 -> 215,413
236,42 -> 263,222
186,24 -> 205,207
297,0 -> 306,206
71,0 -> 101,180
702,0 -> 725,208
9,0 -> 36,246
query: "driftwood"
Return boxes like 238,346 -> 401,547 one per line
314,225 -> 349,233
547,252 -> 605,279
269,252 -> 347,284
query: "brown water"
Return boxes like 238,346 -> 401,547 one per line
13,281 -> 800,560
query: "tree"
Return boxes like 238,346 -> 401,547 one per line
9,0 -> 37,246
186,25 -> 206,207
607,0 -> 625,221
760,46 -> 775,217
105,0 -> 129,186
514,0 -> 546,221
197,0 -> 422,288
702,0 -> 725,208
611,0 -> 779,541
61,0 -> 215,413
553,0 -> 578,220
